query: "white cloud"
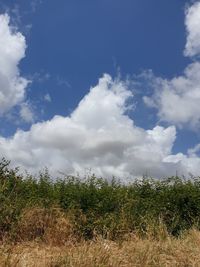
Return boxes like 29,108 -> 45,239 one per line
184,1 -> 200,57
143,1 -> 200,130
1,4 -> 200,179
0,14 -> 29,114
143,62 -> 200,129
20,102 -> 34,123
0,74 -> 199,179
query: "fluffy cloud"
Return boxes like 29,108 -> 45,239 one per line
1,4 -> 200,179
184,1 -> 200,57
143,62 -> 200,129
144,1 -> 200,130
0,74 -> 199,179
0,14 -> 28,114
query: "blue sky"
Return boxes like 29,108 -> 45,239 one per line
0,0 -> 200,179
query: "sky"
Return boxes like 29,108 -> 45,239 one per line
0,0 -> 200,179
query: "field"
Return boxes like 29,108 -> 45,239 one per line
1,159 -> 200,266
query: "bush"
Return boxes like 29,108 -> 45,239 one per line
0,159 -> 200,242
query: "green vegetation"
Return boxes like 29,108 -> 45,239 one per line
1,158 -> 200,243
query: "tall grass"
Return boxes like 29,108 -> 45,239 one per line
1,158 -> 200,243
1,229 -> 200,266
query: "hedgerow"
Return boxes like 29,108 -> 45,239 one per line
0,158 -> 200,242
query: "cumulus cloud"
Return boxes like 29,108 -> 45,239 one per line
184,1 -> 200,57
1,4 -> 200,179
144,1 -> 200,130
0,74 -> 199,179
0,14 -> 29,114
143,62 -> 200,129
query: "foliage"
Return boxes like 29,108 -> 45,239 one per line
1,159 -> 200,242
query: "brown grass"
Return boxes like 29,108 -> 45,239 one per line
1,207 -> 199,266
1,229 -> 200,267
14,207 -> 75,246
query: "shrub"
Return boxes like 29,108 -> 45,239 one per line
0,159 -> 200,242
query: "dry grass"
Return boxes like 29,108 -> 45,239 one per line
0,229 -> 200,267
14,207 -> 75,245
